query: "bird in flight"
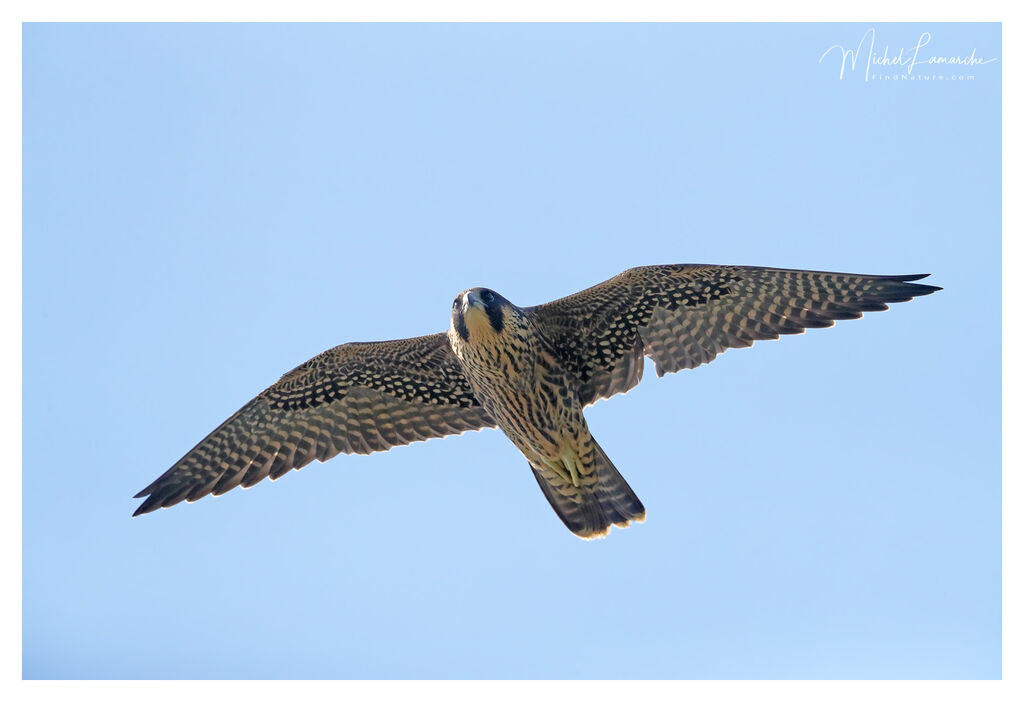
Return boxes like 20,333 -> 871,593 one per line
133,264 -> 939,539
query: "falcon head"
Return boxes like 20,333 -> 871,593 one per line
451,287 -> 513,342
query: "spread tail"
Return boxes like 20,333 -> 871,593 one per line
529,437 -> 645,539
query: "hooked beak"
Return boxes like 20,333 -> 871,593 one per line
463,290 -> 485,311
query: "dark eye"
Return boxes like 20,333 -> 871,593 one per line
481,290 -> 494,304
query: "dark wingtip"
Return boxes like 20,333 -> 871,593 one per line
890,274 -> 941,297
132,490 -> 160,517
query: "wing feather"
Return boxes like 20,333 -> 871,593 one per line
530,265 -> 940,402
133,332 -> 493,515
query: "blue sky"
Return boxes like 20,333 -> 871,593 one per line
23,23 -> 1000,679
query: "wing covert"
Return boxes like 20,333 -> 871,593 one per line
133,332 -> 493,515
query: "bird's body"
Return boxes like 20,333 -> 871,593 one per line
133,264 -> 940,539
448,288 -> 644,536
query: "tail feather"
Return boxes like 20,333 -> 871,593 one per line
530,438 -> 645,539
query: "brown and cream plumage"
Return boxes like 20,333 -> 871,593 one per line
133,264 -> 939,538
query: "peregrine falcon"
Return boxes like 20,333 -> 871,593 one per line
133,264 -> 939,539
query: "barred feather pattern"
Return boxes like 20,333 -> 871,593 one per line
133,333 -> 495,516
528,437 -> 646,539
530,265 -> 940,399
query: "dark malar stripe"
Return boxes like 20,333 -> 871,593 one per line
485,304 -> 504,333
455,310 -> 470,341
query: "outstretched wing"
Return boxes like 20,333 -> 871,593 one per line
133,333 -> 493,515
529,265 -> 941,406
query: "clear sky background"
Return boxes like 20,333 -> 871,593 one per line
23,23 -> 1000,679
